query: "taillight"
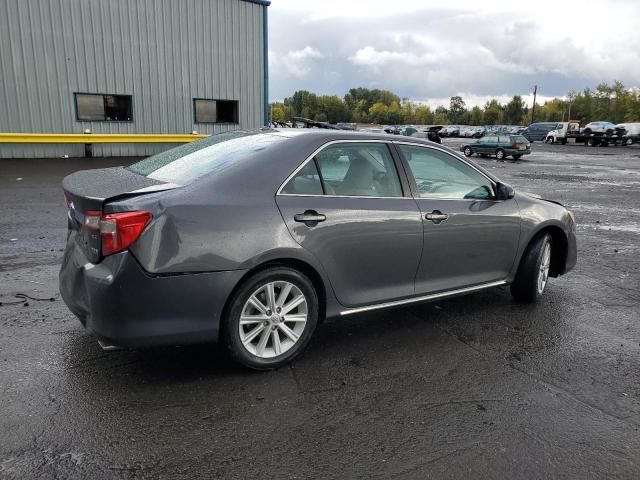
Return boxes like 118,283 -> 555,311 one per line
84,210 -> 102,230
83,210 -> 152,256
100,211 -> 152,256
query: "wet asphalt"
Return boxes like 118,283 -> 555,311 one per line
1,140 -> 639,479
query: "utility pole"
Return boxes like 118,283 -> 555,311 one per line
531,85 -> 537,123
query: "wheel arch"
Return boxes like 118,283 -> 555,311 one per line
520,224 -> 569,278
221,257 -> 329,331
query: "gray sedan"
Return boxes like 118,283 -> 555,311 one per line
59,130 -> 577,369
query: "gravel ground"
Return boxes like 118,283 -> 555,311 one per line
1,140 -> 639,479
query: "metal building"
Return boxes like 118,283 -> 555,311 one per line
0,0 -> 269,158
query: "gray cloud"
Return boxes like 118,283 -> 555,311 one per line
268,4 -> 640,104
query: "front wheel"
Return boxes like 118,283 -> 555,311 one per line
495,148 -> 505,160
222,267 -> 319,370
546,137 -> 554,144
463,146 -> 473,157
510,233 -> 552,303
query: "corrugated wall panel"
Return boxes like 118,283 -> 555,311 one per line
0,0 -> 265,158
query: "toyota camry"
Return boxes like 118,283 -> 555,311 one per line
60,129 -> 577,369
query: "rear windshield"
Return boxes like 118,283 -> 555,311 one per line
511,135 -> 528,143
127,131 -> 285,184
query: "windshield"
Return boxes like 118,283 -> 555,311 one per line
127,131 -> 285,184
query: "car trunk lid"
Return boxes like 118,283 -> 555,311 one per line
62,167 -> 178,263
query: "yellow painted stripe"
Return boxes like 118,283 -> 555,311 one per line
0,133 -> 209,144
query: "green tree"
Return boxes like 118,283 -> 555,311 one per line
284,90 -> 319,118
400,101 -> 415,124
414,105 -> 434,125
270,104 -> 285,123
318,95 -> 350,123
483,99 -> 503,125
470,105 -> 484,125
504,96 -> 525,125
449,96 -> 467,124
368,102 -> 389,124
434,106 -> 449,124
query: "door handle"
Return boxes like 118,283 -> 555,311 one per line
294,210 -> 326,224
425,210 -> 449,224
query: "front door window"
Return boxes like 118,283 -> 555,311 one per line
399,145 -> 494,200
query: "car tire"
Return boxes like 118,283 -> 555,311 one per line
587,137 -> 595,146
463,146 -> 473,157
495,148 -> 505,160
547,137 -> 554,144
222,267 -> 319,370
510,233 -> 552,304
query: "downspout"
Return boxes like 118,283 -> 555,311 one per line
262,3 -> 269,126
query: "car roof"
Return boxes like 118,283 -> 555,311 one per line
263,128 -> 438,147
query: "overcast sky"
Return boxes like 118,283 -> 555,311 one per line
268,0 -> 640,107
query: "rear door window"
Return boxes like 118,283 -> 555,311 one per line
314,143 -> 403,197
280,161 -> 323,195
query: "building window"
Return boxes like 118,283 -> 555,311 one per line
193,98 -> 239,124
74,93 -> 133,122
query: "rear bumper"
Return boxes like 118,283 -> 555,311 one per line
506,148 -> 531,156
59,236 -> 246,347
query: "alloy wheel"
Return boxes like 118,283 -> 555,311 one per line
238,281 -> 308,358
537,242 -> 551,294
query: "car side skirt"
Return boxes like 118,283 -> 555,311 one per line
339,279 -> 508,316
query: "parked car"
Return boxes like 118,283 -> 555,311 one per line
460,135 -> 531,160
439,126 -> 460,137
459,127 -> 474,138
582,121 -> 617,135
471,126 -> 486,138
522,122 -> 560,142
59,130 -> 576,369
616,123 -> 640,145
458,126 -> 484,138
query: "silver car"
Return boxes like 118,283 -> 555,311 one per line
59,130 -> 577,369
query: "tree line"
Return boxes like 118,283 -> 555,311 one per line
270,82 -> 640,126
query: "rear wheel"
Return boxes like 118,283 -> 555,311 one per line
463,146 -> 473,157
495,148 -> 505,160
511,233 -> 552,303
222,267 -> 318,370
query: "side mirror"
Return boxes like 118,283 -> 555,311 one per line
496,182 -> 515,200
